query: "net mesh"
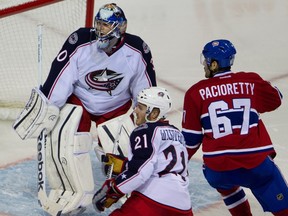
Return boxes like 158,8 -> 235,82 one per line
0,0 -> 92,119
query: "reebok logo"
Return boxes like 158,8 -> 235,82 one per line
37,130 -> 46,192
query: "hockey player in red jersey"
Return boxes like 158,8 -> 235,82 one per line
182,39 -> 288,215
93,87 -> 193,216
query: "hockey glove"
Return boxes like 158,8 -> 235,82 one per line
92,178 -> 124,212
102,153 -> 128,176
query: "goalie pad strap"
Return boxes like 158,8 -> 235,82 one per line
13,87 -> 59,139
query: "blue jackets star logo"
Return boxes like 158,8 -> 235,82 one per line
121,173 -> 127,179
85,68 -> 123,95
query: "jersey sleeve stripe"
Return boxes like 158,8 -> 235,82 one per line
203,145 -> 274,157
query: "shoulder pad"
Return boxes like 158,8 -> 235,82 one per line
124,33 -> 151,55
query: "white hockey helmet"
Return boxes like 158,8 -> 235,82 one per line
137,87 -> 172,122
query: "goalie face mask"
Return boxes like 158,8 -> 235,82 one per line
94,3 -> 127,50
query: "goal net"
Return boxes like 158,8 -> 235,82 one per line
0,0 -> 94,120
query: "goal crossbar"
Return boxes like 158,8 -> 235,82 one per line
0,0 -> 63,18
0,0 -> 94,26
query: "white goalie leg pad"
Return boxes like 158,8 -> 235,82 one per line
97,109 -> 135,157
44,104 -> 94,215
13,87 -> 59,140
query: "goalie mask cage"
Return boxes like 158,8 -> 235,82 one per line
0,0 -> 95,120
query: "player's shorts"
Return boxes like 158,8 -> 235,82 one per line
110,191 -> 193,216
203,156 -> 288,212
67,94 -> 132,131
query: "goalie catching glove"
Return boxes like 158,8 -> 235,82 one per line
102,153 -> 127,177
92,178 -> 124,212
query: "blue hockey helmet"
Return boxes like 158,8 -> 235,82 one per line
94,3 -> 127,49
201,39 -> 236,68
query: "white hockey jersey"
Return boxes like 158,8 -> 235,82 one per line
115,121 -> 192,211
41,28 -> 156,115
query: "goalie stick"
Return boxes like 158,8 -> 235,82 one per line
36,24 -> 63,216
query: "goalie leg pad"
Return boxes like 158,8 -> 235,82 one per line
45,104 -> 94,214
13,87 -> 59,139
97,109 -> 135,157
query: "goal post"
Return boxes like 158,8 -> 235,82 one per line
0,0 -> 95,120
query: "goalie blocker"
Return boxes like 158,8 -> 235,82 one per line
13,87 -> 59,139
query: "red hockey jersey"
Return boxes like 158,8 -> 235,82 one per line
182,71 -> 282,171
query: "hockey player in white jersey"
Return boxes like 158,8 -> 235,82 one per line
13,3 -> 156,215
41,2 -> 156,132
93,87 -> 194,216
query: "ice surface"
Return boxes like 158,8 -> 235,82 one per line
0,156 -> 220,216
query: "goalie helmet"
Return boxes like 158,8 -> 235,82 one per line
94,3 -> 127,50
137,87 -> 172,122
201,39 -> 236,68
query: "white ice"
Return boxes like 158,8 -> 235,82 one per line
1,0 -> 288,215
